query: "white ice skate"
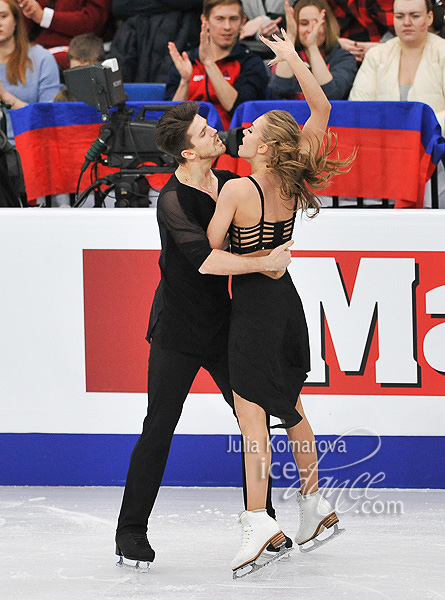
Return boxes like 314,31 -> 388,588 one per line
232,509 -> 291,579
295,489 -> 344,553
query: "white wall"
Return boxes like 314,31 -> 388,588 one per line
0,209 -> 444,441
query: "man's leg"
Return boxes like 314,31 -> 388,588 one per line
117,337 -> 201,538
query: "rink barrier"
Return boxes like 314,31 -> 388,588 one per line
0,433 -> 443,488
0,210 -> 444,489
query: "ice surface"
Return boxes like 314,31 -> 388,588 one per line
0,486 -> 444,600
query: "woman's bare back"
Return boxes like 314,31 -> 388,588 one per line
233,174 -> 295,225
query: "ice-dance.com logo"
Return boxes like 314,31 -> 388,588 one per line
226,427 -> 404,516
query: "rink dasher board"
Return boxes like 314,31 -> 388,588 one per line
0,209 -> 444,488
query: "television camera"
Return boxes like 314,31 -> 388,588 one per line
64,59 -> 243,207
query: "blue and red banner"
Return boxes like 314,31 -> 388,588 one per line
220,100 -> 445,208
10,101 -> 223,203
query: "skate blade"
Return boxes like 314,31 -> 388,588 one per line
232,545 -> 293,580
116,555 -> 150,573
299,523 -> 345,553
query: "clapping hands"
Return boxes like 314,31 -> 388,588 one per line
168,42 -> 193,83
240,15 -> 282,40
283,0 -> 297,44
304,9 -> 326,50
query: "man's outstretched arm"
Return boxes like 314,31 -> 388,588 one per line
199,241 -> 293,275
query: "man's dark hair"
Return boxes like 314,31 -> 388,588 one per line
202,0 -> 244,19
67,33 -> 106,65
155,102 -> 200,164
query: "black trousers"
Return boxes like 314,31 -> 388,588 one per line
117,333 -> 275,534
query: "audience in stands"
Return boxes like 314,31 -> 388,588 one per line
349,0 -> 445,134
0,0 -> 60,141
54,33 -> 105,101
268,0 -> 357,99
327,0 -> 394,61
348,0 -> 445,208
165,0 -> 268,129
19,0 -> 112,69
109,1 -> 203,83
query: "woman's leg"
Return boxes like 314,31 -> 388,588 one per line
286,395 -> 319,495
286,396 -> 341,549
234,392 -> 270,511
232,392 -> 288,575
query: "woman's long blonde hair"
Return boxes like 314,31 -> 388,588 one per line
3,0 -> 32,85
261,110 -> 354,217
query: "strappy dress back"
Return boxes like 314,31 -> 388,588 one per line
229,176 -> 296,254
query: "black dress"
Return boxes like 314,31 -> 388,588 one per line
228,176 -> 311,429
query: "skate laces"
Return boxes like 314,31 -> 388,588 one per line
296,491 -> 304,535
239,513 -> 253,548
130,533 -> 149,547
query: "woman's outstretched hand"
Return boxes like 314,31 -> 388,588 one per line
260,29 -> 299,67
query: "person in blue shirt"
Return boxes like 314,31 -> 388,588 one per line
0,0 -> 60,141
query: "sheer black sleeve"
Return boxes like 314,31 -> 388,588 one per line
157,189 -> 213,271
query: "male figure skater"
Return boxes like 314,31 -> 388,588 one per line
115,102 -> 293,568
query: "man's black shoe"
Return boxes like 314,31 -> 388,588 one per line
115,532 -> 155,563
266,533 -> 293,553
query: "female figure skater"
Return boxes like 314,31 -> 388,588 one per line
207,29 -> 353,578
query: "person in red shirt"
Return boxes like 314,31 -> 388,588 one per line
166,0 -> 268,129
17,0 -> 111,68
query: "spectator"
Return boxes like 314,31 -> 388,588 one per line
327,0 -> 395,61
268,0 -> 357,99
109,2 -> 202,84
18,0 -> 112,69
166,0 -> 269,129
54,33 -> 105,101
349,0 -> 445,133
0,0 -> 60,140
349,0 -> 445,208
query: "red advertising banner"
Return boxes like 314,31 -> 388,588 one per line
83,249 -> 445,395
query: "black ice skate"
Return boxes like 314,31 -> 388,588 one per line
115,532 -> 155,572
265,533 -> 293,558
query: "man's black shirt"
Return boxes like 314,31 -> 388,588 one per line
147,169 -> 239,355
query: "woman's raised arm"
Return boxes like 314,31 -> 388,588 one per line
261,29 -> 331,152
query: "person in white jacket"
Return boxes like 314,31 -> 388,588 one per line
349,0 -> 445,135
